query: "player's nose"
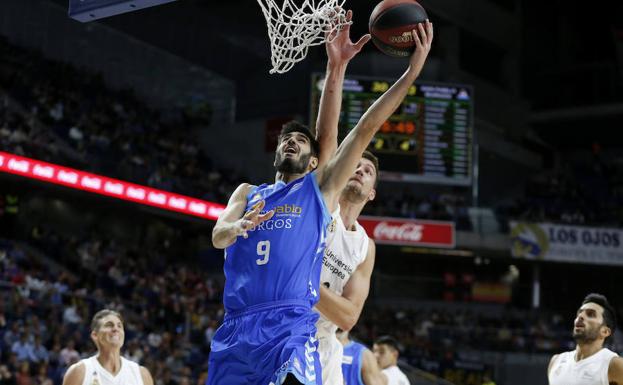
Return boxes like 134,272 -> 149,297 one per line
286,136 -> 297,146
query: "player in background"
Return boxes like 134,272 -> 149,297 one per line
373,336 -> 411,385
338,329 -> 387,385
548,293 -> 623,385
62,309 -> 154,385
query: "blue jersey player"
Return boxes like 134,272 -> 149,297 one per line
208,18 -> 434,385
338,330 -> 387,385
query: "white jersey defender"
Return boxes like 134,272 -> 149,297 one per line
80,356 -> 144,385
548,348 -> 618,385
316,207 -> 370,385
383,366 -> 411,385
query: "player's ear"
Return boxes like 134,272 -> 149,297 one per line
368,188 -> 376,202
309,156 -> 319,170
273,151 -> 280,167
601,325 -> 612,339
90,330 -> 98,347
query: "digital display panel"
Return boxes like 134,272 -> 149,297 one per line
310,74 -> 473,185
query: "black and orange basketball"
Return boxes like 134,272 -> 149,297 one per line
369,0 -> 428,57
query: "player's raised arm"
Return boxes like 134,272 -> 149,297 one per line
211,183 -> 275,249
315,10 -> 371,169
317,21 -> 433,206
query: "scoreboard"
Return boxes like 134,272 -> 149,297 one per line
310,74 -> 473,186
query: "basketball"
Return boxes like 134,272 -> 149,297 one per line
369,0 -> 428,57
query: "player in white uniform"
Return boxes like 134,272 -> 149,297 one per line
310,9 -> 374,385
62,309 -> 154,385
311,13 -> 432,385
373,336 -> 410,385
548,293 -> 623,385
313,149 -> 379,385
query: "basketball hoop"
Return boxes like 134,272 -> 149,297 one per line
256,0 -> 350,74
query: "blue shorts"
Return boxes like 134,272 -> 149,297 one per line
206,300 -> 322,385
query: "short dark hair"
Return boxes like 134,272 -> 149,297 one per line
278,121 -> 320,157
362,150 -> 380,188
374,335 -> 400,352
582,293 -> 617,344
91,309 -> 123,332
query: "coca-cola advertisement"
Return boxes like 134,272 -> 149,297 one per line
358,216 -> 455,248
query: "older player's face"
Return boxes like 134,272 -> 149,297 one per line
274,132 -> 315,174
342,158 -> 377,203
92,314 -> 125,350
373,343 -> 397,369
573,302 -> 609,344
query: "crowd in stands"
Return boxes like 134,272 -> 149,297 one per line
4,30 -> 623,233
499,147 -> 623,227
5,227 -> 623,385
0,236 -> 225,385
0,36 -> 241,204
4,31 -> 623,385
353,303 -> 623,376
363,189 -> 473,230
0,36 -> 480,228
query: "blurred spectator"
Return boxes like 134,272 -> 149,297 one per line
0,364 -> 16,385
14,362 -> 31,385
11,334 -> 33,362
58,340 -> 79,367
31,336 -> 48,364
34,364 -> 53,385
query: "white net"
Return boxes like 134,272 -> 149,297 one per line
256,0 -> 350,74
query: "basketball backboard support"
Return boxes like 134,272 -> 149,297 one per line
69,0 -> 177,22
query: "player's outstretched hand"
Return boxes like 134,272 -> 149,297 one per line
234,200 -> 275,239
326,10 -> 371,67
408,20 -> 433,77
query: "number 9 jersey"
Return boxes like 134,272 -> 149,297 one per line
207,172 -> 331,385
222,171 -> 331,313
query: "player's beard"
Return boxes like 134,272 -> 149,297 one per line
341,182 -> 367,204
275,151 -> 311,174
573,326 -> 600,344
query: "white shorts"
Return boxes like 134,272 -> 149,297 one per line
317,332 -> 344,385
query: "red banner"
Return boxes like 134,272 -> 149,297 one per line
0,151 -> 224,220
358,216 -> 455,248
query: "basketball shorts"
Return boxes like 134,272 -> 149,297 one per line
317,332 -> 344,385
206,300 -> 322,385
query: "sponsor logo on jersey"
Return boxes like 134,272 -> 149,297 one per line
273,204 -> 303,216
249,218 -> 294,232
247,205 -> 302,232
323,248 -> 355,280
